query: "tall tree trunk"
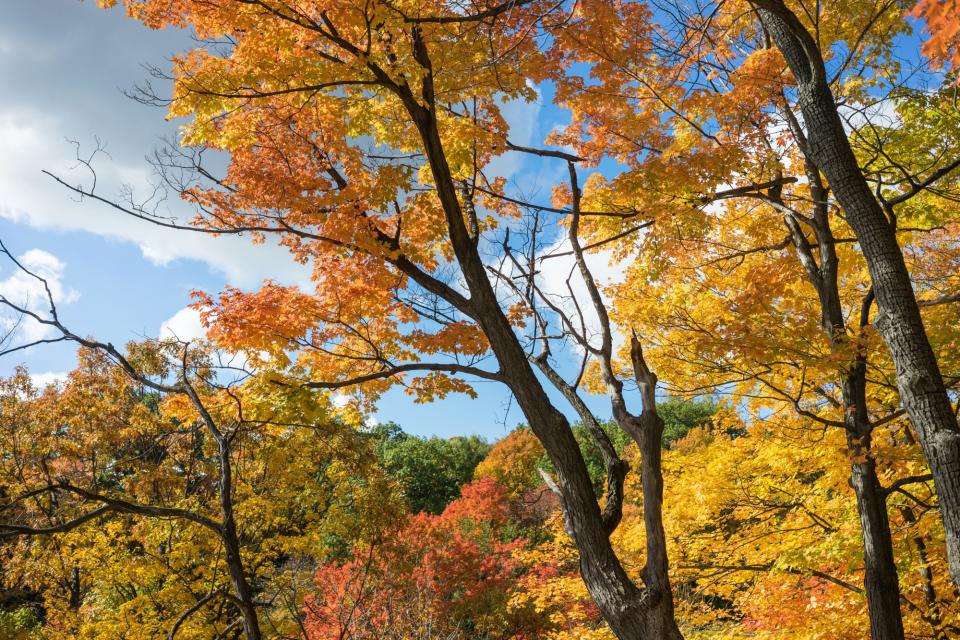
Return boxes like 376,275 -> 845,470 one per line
781,144 -> 905,637
844,376 -> 905,640
217,440 -> 262,640
635,411 -> 683,639
755,0 -> 960,589
456,192 -> 668,640
841,289 -> 902,640
397,33 -> 681,637
898,504 -> 947,635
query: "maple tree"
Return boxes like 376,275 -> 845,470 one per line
303,478 -> 543,640
535,0 -> 960,636
475,428 -> 547,503
65,0 -> 703,635
1,0 -> 959,637
759,2 -> 960,594
0,259 -> 399,640
912,0 -> 960,77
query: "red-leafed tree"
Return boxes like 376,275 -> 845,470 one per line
304,478 -> 544,640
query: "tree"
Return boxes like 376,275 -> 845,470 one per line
70,0 -> 708,635
25,0 -> 958,636
0,257 -> 398,639
583,87 -> 960,636
304,478 -> 543,640
368,423 -> 490,513
534,0 -> 960,632
746,0 -> 960,591
474,428 -> 546,502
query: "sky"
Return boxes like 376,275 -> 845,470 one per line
0,0 -> 632,439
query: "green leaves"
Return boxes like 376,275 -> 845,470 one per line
369,422 -> 490,514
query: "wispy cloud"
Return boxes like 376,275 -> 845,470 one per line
0,248 -> 80,345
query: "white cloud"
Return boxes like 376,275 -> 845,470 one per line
537,237 -> 627,346
331,392 -> 351,409
840,96 -> 900,133
0,110 -> 312,291
30,370 -> 68,389
0,248 -> 79,345
159,306 -> 206,343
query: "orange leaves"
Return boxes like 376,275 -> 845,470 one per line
90,0 -> 562,409
408,320 -> 488,356
195,284 -> 321,359
913,0 -> 960,75
305,478 -> 536,640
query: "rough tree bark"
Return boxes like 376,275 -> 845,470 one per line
754,0 -> 960,590
390,27 -> 681,640
843,320 -> 905,640
779,142 -> 905,639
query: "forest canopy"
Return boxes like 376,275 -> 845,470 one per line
2,0 -> 960,638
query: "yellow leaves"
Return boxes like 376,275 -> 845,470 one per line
508,519 -> 616,640
69,2 -> 960,634
0,350 -> 403,639
474,428 -> 545,500
619,407 -> 959,636
405,372 -> 478,402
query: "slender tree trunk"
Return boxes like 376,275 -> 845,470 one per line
218,440 -> 262,640
67,566 -> 81,610
491,330 -> 658,639
537,346 -> 682,639
755,0 -> 960,589
475,267 -> 658,640
398,43 -> 677,637
844,377 -> 905,640
781,142 -> 905,637
635,412 -> 683,639
898,504 -> 945,634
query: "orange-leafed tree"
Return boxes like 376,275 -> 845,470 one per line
913,0 -> 960,75
304,478 -> 543,640
474,428 -> 546,502
67,0 -> 712,636
39,0 -> 960,636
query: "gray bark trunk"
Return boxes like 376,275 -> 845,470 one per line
784,155 -> 906,638
756,0 -> 960,589
636,412 -> 683,639
406,77 -> 678,639
844,375 -> 905,640
218,440 -> 263,640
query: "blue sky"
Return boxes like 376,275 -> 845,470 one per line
0,0 -> 635,439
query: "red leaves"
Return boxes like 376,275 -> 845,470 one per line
304,479 -> 532,640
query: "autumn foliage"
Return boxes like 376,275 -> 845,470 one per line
303,479 -> 541,640
3,0 -> 960,638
